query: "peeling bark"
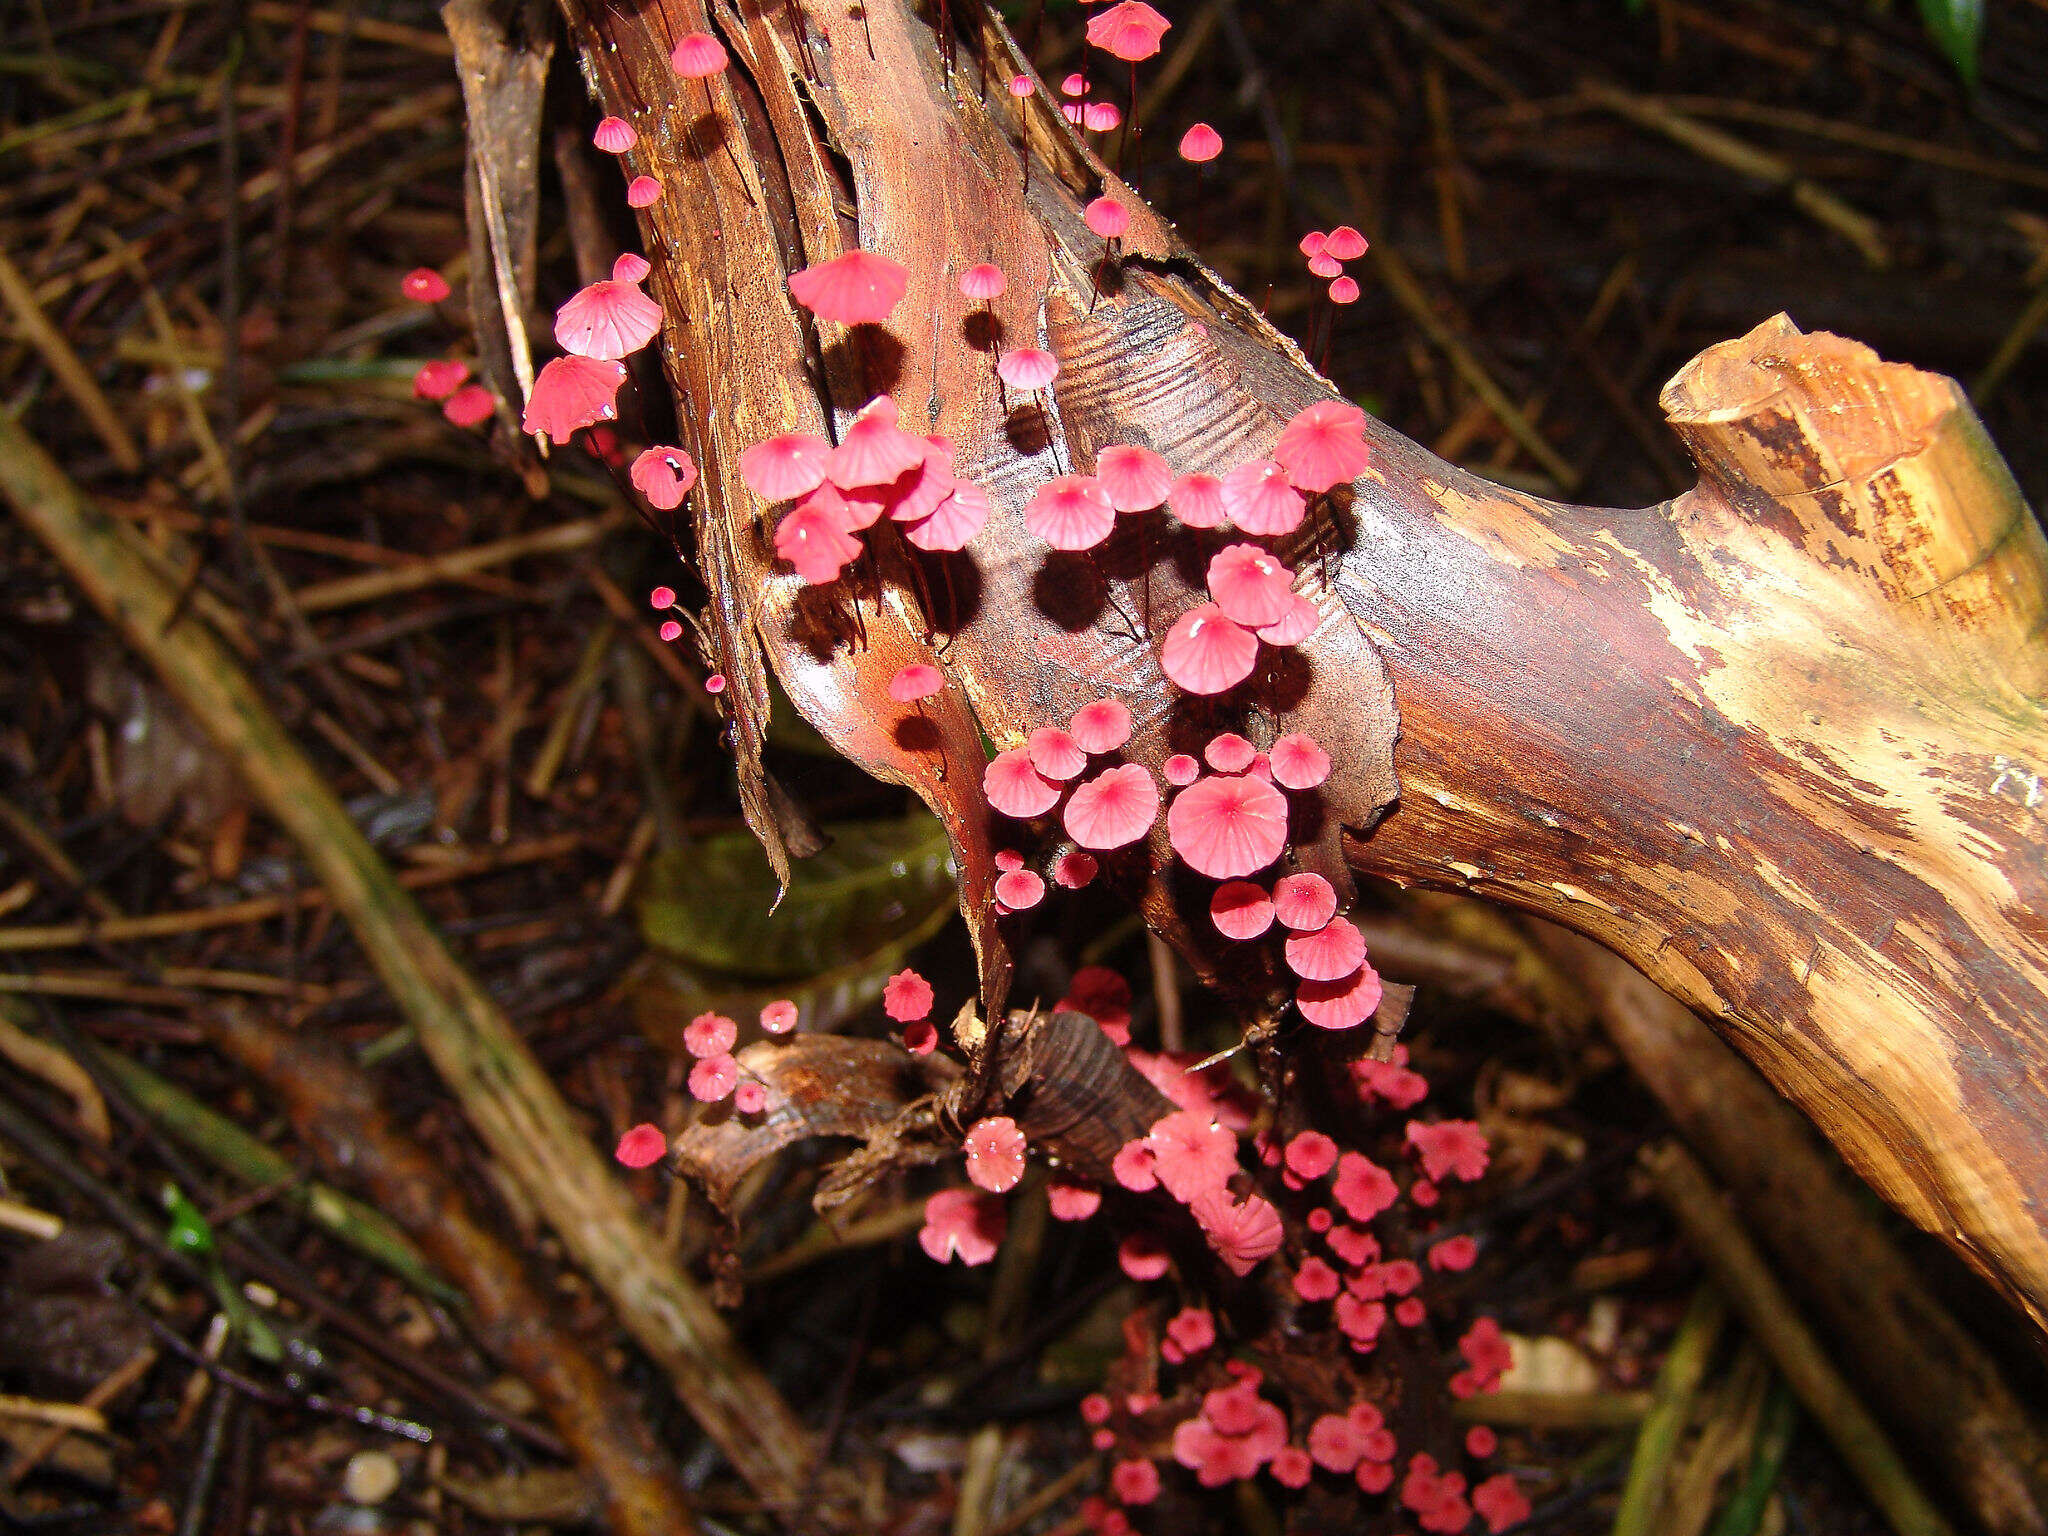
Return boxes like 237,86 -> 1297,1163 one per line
557,0 -> 2048,1327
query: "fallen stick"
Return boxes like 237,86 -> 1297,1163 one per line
289,511 -> 625,613
0,416 -> 818,1509
83,1036 -> 457,1305
204,1005 -> 696,1536
0,831 -> 582,953
1612,1284 -> 1726,1536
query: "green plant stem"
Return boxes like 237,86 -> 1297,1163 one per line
1613,1282 -> 1728,1536
1645,1141 -> 1957,1536
1712,1376 -> 1799,1536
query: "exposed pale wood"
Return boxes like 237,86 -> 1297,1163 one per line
557,0 -> 2048,1328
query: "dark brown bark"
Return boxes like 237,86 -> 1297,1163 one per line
556,0 -> 2048,1329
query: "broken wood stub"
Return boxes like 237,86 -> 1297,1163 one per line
1663,313 -> 2048,697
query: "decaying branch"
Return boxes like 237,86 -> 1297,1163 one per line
557,0 -> 2048,1328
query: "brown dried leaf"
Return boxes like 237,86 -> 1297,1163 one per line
672,1036 -> 960,1213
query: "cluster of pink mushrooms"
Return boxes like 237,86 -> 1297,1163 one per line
397,2 -> 1539,1529
915,965 -> 1527,1534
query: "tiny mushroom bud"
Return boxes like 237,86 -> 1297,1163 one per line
401,267 -> 450,303
441,384 -> 496,428
412,358 -> 469,401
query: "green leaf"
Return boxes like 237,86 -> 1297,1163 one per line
1917,0 -> 1983,85
162,1183 -> 282,1362
637,814 -> 957,981
162,1183 -> 215,1257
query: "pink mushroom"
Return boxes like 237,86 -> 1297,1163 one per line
615,1123 -> 668,1168
521,356 -> 626,441
1166,772 -> 1289,878
984,748 -> 1061,818
630,446 -> 697,510
740,432 -> 831,501
1069,697 -> 1133,753
1063,763 -> 1159,850
1159,604 -> 1258,695
554,276 -> 663,360
964,1115 -> 1028,1192
788,250 -> 911,325
1209,880 -> 1274,940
